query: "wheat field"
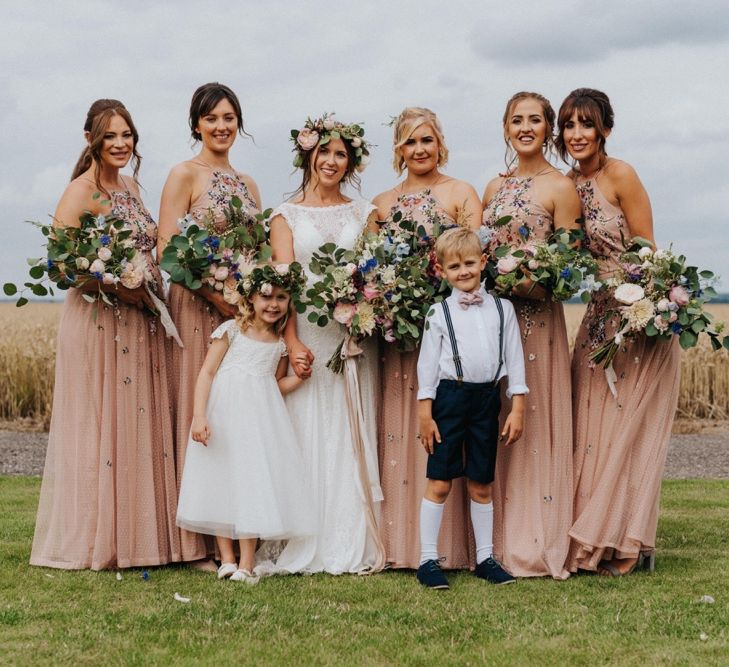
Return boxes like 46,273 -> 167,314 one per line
1,301 -> 728,430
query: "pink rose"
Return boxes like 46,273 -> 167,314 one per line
654,315 -> 669,331
669,285 -> 690,306
333,302 -> 356,326
221,248 -> 234,261
656,298 -> 670,312
89,259 -> 106,274
362,284 -> 380,301
668,311 -> 678,323
214,266 -> 229,281
297,128 -> 320,151
383,329 -> 396,343
323,116 -> 336,131
102,272 -> 116,285
345,263 -> 357,276
496,255 -> 519,275
97,247 -> 112,261
214,281 -> 224,291
120,269 -> 143,289
260,282 -> 273,296
275,263 -> 290,275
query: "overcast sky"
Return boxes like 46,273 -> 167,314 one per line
2,0 -> 728,294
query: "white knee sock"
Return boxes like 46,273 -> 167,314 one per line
470,500 -> 494,564
419,498 -> 445,565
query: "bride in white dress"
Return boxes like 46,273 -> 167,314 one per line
265,114 -> 383,574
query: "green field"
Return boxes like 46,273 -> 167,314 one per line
1,478 -> 728,666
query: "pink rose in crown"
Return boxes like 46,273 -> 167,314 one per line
362,283 -> 380,301
333,302 -> 356,326
297,128 -> 320,151
496,255 -> 519,275
260,283 -> 273,296
669,284 -> 690,306
275,263 -> 289,275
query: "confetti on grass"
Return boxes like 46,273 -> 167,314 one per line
174,593 -> 191,604
699,595 -> 715,604
141,570 -> 149,581
116,572 -> 123,581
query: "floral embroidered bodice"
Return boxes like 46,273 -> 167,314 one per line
111,190 -> 157,253
482,176 -> 554,255
211,320 -> 287,377
381,188 -> 456,236
190,170 -> 258,232
574,176 -> 627,279
275,200 -> 375,285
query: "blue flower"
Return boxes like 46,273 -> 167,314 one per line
518,226 -> 530,239
46,259 -> 53,269
233,272 -> 242,280
560,267 -> 571,279
359,257 -> 378,274
206,253 -> 214,262
671,322 -> 682,334
208,237 -> 220,250
100,235 -> 111,246
92,271 -> 103,280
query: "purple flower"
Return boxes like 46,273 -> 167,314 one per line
100,235 -> 111,246
206,253 -> 214,262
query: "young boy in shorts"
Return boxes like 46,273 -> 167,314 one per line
416,227 -> 528,589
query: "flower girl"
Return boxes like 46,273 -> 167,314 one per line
176,262 -> 316,583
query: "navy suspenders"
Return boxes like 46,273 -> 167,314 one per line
441,293 -> 504,385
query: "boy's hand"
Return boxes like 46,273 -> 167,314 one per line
418,417 -> 442,454
501,410 -> 524,447
191,416 -> 210,446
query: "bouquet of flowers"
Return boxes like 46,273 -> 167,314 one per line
590,238 -> 728,375
487,221 -> 600,302
159,197 -> 271,304
305,211 -> 452,372
4,212 -> 154,309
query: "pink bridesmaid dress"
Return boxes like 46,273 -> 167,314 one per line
482,176 -> 572,579
378,188 -> 475,570
167,167 -> 259,561
567,175 -> 680,572
31,189 -> 180,570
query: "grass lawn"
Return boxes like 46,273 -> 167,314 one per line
1,478 -> 728,666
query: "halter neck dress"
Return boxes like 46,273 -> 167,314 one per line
166,166 -> 259,561
482,175 -> 573,579
567,172 -> 680,571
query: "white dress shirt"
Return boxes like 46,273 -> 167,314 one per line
416,286 -> 529,400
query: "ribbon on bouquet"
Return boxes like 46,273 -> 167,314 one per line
340,334 -> 386,573
605,362 -> 618,399
146,286 -> 184,348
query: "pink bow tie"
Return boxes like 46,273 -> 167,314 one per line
457,292 -> 484,309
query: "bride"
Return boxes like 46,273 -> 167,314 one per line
266,113 -> 383,574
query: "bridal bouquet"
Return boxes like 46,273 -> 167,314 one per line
590,238 -> 728,373
4,212 -> 154,309
486,221 -> 600,302
305,212 -> 451,372
160,197 -> 271,304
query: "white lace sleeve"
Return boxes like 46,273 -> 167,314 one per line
272,203 -> 295,233
279,338 -> 289,357
210,319 -> 237,342
355,199 -> 376,229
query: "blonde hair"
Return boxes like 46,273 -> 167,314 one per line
434,227 -> 482,264
392,107 -> 449,175
234,292 -> 291,335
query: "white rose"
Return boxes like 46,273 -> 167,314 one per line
638,246 -> 653,259
120,269 -> 143,289
656,298 -> 670,312
344,263 -> 357,276
275,263 -> 290,275
97,247 -> 112,261
323,116 -> 336,131
614,283 -> 645,305
359,154 -> 370,166
102,272 -> 116,285
260,282 -> 273,296
89,259 -> 106,274
528,259 -> 539,271
350,137 -> 362,148
76,257 -> 90,270
214,266 -> 229,281
214,281 -> 224,291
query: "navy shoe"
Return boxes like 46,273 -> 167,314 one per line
474,557 -> 516,585
416,559 -> 450,590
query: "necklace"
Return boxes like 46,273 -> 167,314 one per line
193,158 -> 235,173
399,172 -> 444,196
512,164 -> 556,179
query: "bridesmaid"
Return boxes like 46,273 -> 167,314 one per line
31,99 -> 180,570
158,83 -> 261,567
481,92 -> 581,579
372,107 -> 482,570
556,88 -> 680,576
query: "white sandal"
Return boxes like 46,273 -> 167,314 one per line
230,569 -> 260,585
217,562 -> 238,579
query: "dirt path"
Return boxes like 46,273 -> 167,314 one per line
2,429 -> 729,478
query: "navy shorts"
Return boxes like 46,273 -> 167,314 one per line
426,379 -> 501,484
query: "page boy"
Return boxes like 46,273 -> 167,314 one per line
416,227 -> 528,589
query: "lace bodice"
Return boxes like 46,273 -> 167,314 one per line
275,200 -> 375,284
111,191 -> 157,252
190,170 -> 259,233
482,176 -> 554,254
381,188 -> 456,236
211,320 -> 286,377
574,176 -> 628,279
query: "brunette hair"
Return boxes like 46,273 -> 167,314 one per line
392,107 -> 449,175
555,88 -> 615,163
189,82 -> 251,142
235,292 -> 291,336
291,134 -> 361,199
71,99 -> 141,196
502,91 -> 556,171
434,227 -> 482,264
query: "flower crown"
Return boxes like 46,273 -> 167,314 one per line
290,112 -> 371,172
239,261 -> 307,299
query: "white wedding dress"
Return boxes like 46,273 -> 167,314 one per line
260,200 -> 382,574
